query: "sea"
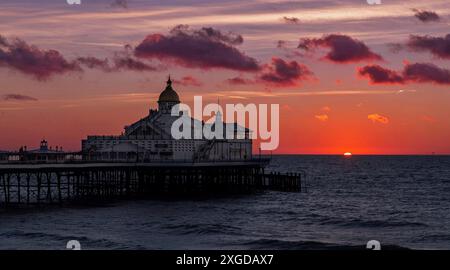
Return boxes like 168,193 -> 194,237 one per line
1,155 -> 449,250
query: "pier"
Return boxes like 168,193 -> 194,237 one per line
0,160 -> 304,206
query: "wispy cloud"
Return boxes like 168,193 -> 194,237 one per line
111,0 -> 128,9
208,89 -> 413,99
2,94 -> 37,101
282,16 -> 300,24
412,9 -> 440,23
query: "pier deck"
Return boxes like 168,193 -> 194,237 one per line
0,160 -> 303,206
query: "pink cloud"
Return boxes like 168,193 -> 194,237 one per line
358,65 -> 404,84
298,34 -> 382,63
0,35 -> 80,80
134,25 -> 259,72
359,63 -> 450,85
259,57 -> 313,86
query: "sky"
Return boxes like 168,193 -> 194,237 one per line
0,0 -> 449,154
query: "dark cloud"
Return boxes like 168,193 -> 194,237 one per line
113,56 -> 158,71
298,34 -> 382,63
174,25 -> 243,46
0,35 -> 81,80
173,76 -> 202,87
403,63 -> 450,85
387,42 -> 404,53
277,40 -> 304,58
406,34 -> 450,59
76,57 -> 110,71
2,94 -> 37,101
0,35 -> 160,80
111,0 -> 128,9
359,63 -> 450,85
134,25 -> 259,72
77,55 -> 157,72
282,16 -> 300,24
358,65 -> 404,84
412,9 -> 440,23
259,57 -> 313,86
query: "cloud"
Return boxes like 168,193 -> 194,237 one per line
412,9 -> 440,23
0,35 -> 159,80
2,94 -> 37,101
406,34 -> 450,59
282,16 -> 300,24
226,76 -> 253,85
358,65 -> 404,84
76,55 -> 157,72
172,76 -> 202,87
359,63 -> 450,85
0,35 -> 81,80
259,57 -> 313,86
76,57 -> 110,71
403,63 -> 450,85
315,114 -> 328,122
134,25 -> 257,71
189,26 -> 244,46
113,56 -> 158,72
298,34 -> 382,63
368,113 -> 389,124
111,0 -> 128,9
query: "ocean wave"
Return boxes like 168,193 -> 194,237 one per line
0,230 -> 122,249
413,233 -> 450,242
317,218 -> 427,228
164,223 -> 243,236
241,238 -> 358,250
238,238 -> 408,250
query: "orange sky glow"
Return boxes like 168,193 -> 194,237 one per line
0,0 -> 449,155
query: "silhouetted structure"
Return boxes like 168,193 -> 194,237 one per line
82,78 -> 252,162
1,140 -> 82,164
0,78 -> 305,206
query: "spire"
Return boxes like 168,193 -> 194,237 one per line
216,97 -> 222,122
167,75 -> 172,87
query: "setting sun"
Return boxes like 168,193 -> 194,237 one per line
344,152 -> 352,157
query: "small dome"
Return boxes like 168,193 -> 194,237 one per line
158,77 -> 180,103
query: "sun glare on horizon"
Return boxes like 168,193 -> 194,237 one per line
344,152 -> 352,157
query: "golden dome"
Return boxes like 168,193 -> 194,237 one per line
158,77 -> 180,103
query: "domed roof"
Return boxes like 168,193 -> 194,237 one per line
158,77 -> 180,103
